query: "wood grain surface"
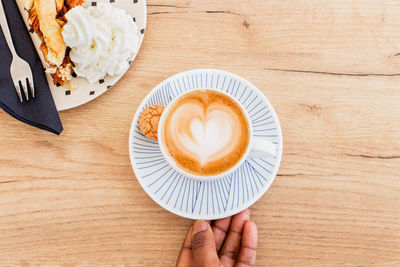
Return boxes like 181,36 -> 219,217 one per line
1,0 -> 400,265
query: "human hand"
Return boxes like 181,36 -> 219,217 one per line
176,209 -> 257,267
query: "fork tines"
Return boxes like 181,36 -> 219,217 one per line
15,78 -> 34,102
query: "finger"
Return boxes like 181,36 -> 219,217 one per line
212,216 -> 232,252
176,225 -> 194,267
235,221 -> 258,267
176,221 -> 212,267
191,221 -> 220,267
219,209 -> 250,267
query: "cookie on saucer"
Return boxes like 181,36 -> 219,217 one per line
139,105 -> 165,141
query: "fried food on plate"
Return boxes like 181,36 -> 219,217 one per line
33,0 -> 66,66
22,0 -> 84,86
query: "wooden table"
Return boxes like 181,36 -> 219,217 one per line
1,0 -> 400,265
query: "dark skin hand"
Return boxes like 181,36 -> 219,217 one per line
176,209 -> 258,267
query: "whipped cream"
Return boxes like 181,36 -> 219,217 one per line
62,4 -> 139,84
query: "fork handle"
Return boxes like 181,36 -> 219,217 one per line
0,0 -> 18,57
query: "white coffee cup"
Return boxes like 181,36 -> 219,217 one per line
158,88 -> 277,180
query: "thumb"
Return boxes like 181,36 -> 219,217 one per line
191,221 -> 221,267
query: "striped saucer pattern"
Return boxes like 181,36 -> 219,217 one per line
129,69 -> 282,220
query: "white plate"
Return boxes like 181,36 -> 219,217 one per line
17,0 -> 147,111
129,69 -> 283,220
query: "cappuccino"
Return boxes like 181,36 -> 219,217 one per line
161,90 -> 250,176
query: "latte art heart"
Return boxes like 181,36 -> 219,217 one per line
178,110 -> 233,165
162,90 -> 250,176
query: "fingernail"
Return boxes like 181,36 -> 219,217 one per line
193,221 -> 208,235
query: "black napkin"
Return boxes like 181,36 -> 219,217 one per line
0,0 -> 63,134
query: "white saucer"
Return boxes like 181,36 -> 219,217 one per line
129,69 -> 283,220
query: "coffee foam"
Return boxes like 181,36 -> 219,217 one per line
162,90 -> 250,176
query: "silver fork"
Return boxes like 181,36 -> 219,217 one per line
0,0 -> 35,102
